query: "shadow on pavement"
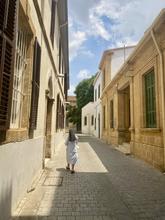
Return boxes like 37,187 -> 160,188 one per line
10,135 -> 165,220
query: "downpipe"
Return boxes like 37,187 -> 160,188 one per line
151,29 -> 165,171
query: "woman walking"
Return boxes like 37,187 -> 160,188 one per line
65,129 -> 78,174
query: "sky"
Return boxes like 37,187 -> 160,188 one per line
68,0 -> 165,95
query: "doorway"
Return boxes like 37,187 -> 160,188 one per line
118,85 -> 131,144
98,113 -> 101,138
44,97 -> 53,166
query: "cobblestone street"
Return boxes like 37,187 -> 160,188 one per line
12,135 -> 165,220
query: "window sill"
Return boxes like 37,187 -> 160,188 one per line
5,128 -> 28,143
110,128 -> 115,131
140,128 -> 161,133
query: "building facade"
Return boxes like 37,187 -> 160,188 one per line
101,9 -> 165,171
99,46 -> 135,89
81,47 -> 135,137
0,0 -> 69,219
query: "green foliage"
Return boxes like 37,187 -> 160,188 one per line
66,105 -> 80,124
66,75 -> 95,131
75,75 -> 95,109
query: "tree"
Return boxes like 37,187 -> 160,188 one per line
75,76 -> 95,109
67,75 -> 95,131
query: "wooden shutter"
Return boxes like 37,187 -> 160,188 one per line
56,94 -> 60,131
59,40 -> 61,73
29,38 -> 41,129
0,0 -> 18,130
50,0 -> 56,46
145,70 -> 156,128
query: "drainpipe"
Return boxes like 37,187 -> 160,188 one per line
106,91 -> 108,143
151,29 -> 165,170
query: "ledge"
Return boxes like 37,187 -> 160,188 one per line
117,128 -> 129,132
140,128 -> 161,133
5,128 -> 28,143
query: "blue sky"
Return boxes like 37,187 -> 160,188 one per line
68,0 -> 165,95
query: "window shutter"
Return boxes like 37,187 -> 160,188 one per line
59,40 -> 61,73
29,38 -> 41,130
110,100 -> 114,128
145,70 -> 156,128
56,94 -> 60,131
0,0 -> 18,130
50,0 -> 56,46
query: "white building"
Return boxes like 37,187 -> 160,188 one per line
81,46 -> 135,137
100,46 -> 136,89
81,72 -> 102,137
93,71 -> 102,138
81,102 -> 95,135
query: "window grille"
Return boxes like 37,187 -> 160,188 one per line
10,30 -> 28,128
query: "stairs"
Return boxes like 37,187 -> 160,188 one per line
115,142 -> 131,155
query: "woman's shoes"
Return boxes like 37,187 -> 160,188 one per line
66,166 -> 75,173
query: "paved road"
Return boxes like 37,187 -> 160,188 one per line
12,135 -> 165,220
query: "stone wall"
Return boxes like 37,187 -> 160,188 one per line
101,13 -> 165,171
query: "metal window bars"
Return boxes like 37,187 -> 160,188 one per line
10,30 -> 28,128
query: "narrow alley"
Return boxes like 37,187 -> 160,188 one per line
12,135 -> 165,220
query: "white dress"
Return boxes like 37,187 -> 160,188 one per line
65,136 -> 78,165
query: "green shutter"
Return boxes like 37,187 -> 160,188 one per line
145,70 -> 156,128
110,100 -> 114,128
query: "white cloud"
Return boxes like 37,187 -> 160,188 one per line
77,69 -> 92,80
69,16 -> 94,61
89,11 -> 111,40
69,0 -> 165,60
69,30 -> 87,61
80,49 -> 95,58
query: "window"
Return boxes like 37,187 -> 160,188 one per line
110,100 -> 114,128
84,116 -> 87,126
95,118 -> 96,130
56,94 -> 62,130
98,84 -> 100,98
95,89 -> 97,101
0,0 -> 18,130
50,0 -> 56,46
91,115 -> 94,125
103,105 -> 106,129
103,69 -> 105,88
144,70 -> 156,128
29,38 -> 41,130
11,30 -> 29,128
